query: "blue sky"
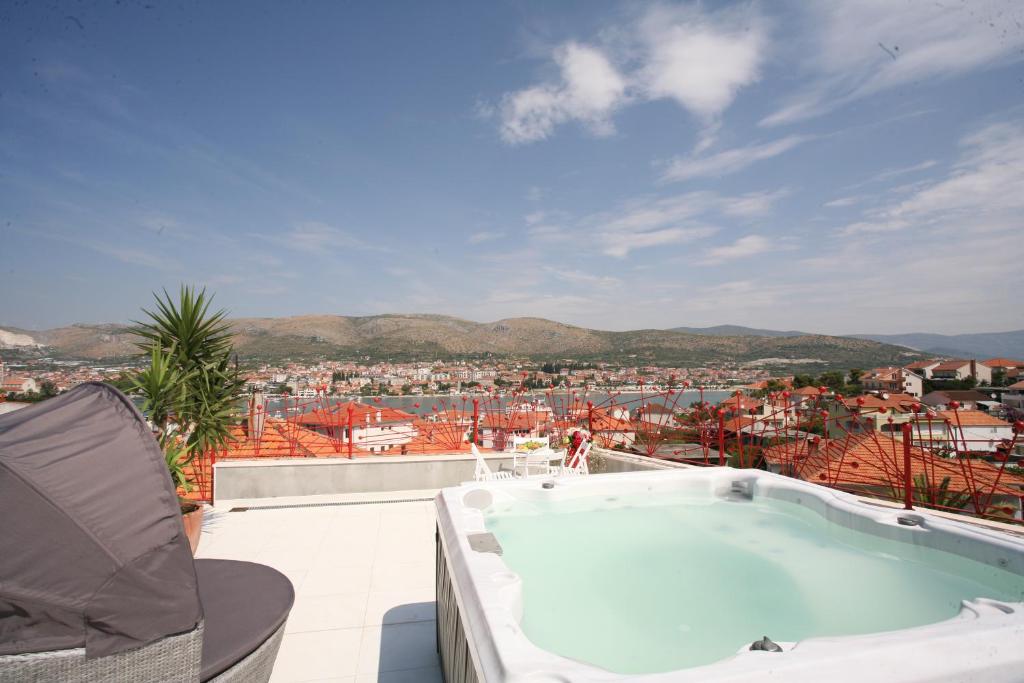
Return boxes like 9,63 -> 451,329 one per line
2,1 -> 1023,334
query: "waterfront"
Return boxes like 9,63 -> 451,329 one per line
263,389 -> 733,418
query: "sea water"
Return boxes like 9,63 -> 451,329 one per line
484,493 -> 1024,674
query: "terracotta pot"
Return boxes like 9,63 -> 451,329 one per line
181,502 -> 204,555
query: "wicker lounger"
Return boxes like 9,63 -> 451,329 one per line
0,559 -> 293,683
0,623 -> 287,683
0,385 -> 294,683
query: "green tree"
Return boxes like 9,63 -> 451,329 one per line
792,374 -> 815,389
817,371 -> 845,393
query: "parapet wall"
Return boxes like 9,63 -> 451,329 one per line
212,452 -> 514,502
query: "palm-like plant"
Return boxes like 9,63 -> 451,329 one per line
133,286 -> 235,369
126,343 -> 192,433
128,286 -> 243,486
161,434 -> 195,494
911,473 -> 972,510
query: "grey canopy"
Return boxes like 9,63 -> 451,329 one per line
0,382 -> 201,658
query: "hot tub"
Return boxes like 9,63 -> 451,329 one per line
434,468 -> 1024,682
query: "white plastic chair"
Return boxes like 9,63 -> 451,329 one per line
514,447 -> 565,478
472,443 -> 514,482
509,436 -> 559,477
561,441 -> 591,476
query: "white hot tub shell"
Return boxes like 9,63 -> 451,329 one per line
434,468 -> 1024,682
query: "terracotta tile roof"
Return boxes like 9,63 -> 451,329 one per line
221,418 -> 371,458
763,434 -> 1024,496
848,393 -> 919,411
983,358 -> 1024,368
402,421 -> 471,454
938,410 -> 1012,427
924,390 -> 991,402
718,395 -> 764,412
932,360 -> 971,372
905,360 -> 939,370
791,386 -> 822,396
480,411 -> 549,430
294,401 -> 416,427
588,408 -> 634,433
722,415 -> 757,432
639,402 -> 675,414
743,379 -> 794,391
1007,380 -> 1024,391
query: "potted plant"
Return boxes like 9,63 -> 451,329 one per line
124,286 -> 243,554
164,434 -> 204,553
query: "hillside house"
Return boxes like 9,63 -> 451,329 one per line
1,375 -> 38,395
921,390 -> 992,411
294,402 -> 418,453
930,360 -> 992,384
862,367 -> 924,398
905,360 -> 940,379
827,393 -> 919,438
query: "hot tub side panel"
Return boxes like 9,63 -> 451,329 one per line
437,525 -> 482,683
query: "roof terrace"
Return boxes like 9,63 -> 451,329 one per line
198,490 -> 442,683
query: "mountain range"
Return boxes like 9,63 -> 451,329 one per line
846,330 -> 1024,360
670,325 -> 809,338
672,325 -> 1023,360
0,314 -> 926,370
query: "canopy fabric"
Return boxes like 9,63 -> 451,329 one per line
0,382 -> 201,658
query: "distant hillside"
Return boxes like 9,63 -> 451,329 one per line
1,314 -> 924,369
849,330 -> 1024,360
670,325 -> 809,338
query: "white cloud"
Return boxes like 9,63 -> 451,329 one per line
546,267 -> 622,288
800,117 -> 1024,331
499,43 -> 627,144
701,235 -> 772,264
524,188 -> 785,259
718,189 -> 789,218
259,221 -> 376,253
839,119 -> 1024,236
524,210 -> 547,225
92,244 -> 179,271
763,1 -> 1024,126
837,218 -> 910,237
660,135 -> 810,182
496,5 -> 766,144
603,226 -> 715,258
524,209 -> 572,242
468,231 -> 504,244
637,4 -> 765,120
528,224 -> 571,243
868,160 -> 938,184
823,196 -> 862,208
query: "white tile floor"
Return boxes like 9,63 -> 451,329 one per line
196,490 -> 443,683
